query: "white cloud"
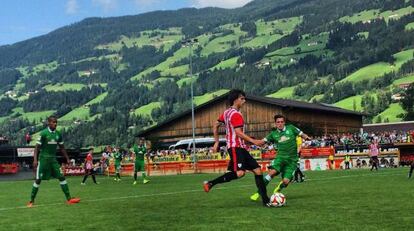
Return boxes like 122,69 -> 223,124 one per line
92,0 -> 118,12
66,0 -> 79,14
191,0 -> 252,9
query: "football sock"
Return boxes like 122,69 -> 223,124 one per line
30,182 -> 40,202
276,181 -> 289,192
142,172 -> 147,180
116,173 -> 121,179
255,175 -> 270,204
59,180 -> 71,200
134,172 -> 137,181
263,174 -> 272,186
210,171 -> 238,187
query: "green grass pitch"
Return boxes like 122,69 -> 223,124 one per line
0,168 -> 413,230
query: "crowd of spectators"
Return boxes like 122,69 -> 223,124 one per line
302,130 -> 414,148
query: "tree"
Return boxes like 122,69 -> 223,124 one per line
401,85 -> 414,120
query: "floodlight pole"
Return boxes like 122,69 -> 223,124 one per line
189,42 -> 197,164
182,39 -> 198,164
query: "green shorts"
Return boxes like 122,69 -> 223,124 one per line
36,159 -> 63,180
134,160 -> 145,172
269,157 -> 298,180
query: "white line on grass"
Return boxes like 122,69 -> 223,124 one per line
0,171 -> 405,212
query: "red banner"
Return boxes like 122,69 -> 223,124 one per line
301,147 -> 334,157
0,163 -> 19,174
63,166 -> 85,176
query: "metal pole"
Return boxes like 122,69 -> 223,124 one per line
190,42 -> 196,164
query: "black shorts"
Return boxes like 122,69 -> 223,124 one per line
227,147 -> 260,172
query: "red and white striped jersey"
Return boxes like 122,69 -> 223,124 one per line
218,108 -> 246,149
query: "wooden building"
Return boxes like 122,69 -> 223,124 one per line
137,93 -> 363,145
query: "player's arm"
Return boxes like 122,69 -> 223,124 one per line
300,132 -> 310,141
212,120 -> 223,152
33,144 -> 40,168
58,144 -> 70,164
234,128 -> 264,146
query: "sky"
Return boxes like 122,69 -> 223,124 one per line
0,0 -> 252,46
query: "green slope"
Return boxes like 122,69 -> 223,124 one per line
373,103 -> 405,123
334,95 -> 363,111
339,6 -> 414,24
266,86 -> 295,99
194,89 -> 229,105
340,49 -> 414,83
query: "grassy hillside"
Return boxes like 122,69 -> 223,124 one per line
266,86 -> 296,99
60,92 -> 108,122
201,24 -> 246,57
393,74 -> 414,85
334,95 -> 363,111
339,49 -> 414,83
242,16 -> 302,48
406,22 -> 414,30
374,103 -> 405,122
96,28 -> 182,52
43,83 -> 86,92
194,89 -> 229,105
210,57 -> 239,70
131,102 -> 161,121
339,6 -> 414,24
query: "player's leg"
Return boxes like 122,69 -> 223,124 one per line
250,160 -> 280,201
91,169 -> 98,184
409,163 -> 414,178
50,161 -> 75,202
28,178 -> 42,207
28,160 -> 49,207
115,165 -> 121,181
297,167 -> 305,182
133,162 -> 138,184
251,167 -> 271,206
141,161 -> 149,184
274,160 -> 296,193
240,149 -> 271,206
203,148 -> 241,192
81,169 -> 89,184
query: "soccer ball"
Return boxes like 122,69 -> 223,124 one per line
270,193 -> 286,207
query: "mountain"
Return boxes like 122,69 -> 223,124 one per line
1,0 -> 414,148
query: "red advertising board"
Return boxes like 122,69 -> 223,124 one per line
301,147 -> 334,157
0,163 -> 19,174
63,166 -> 85,176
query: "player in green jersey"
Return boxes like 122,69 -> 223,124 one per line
132,138 -> 150,185
113,148 -> 122,181
27,116 -> 80,207
250,114 -> 310,201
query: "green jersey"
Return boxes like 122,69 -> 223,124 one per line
36,127 -> 63,160
133,145 -> 146,161
114,152 -> 122,165
265,124 -> 301,158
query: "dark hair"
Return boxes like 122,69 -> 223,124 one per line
274,114 -> 286,122
227,89 -> 245,106
48,115 -> 57,121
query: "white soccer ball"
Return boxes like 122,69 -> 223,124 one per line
270,193 -> 286,207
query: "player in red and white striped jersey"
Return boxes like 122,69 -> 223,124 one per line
203,89 -> 274,207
